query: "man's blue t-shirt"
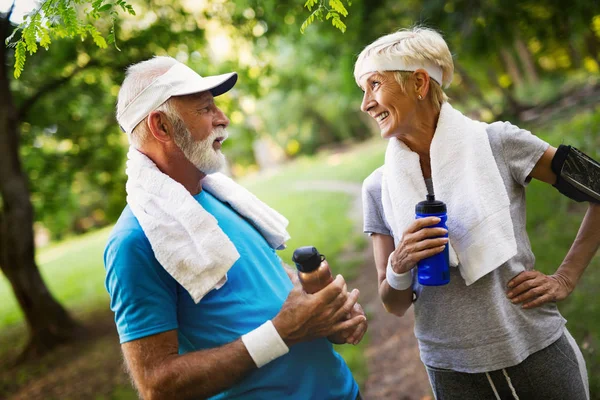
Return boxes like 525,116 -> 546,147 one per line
104,190 -> 358,400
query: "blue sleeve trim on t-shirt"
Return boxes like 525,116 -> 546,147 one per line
119,322 -> 179,344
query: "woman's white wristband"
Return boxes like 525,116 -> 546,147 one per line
386,256 -> 413,291
241,320 -> 289,368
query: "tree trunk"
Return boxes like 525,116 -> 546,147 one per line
514,38 -> 539,84
0,12 -> 81,363
584,30 -> 600,64
500,47 -> 524,88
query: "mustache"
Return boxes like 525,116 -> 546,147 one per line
210,127 -> 228,142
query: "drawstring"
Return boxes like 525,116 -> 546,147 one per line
486,369 -> 520,400
502,368 -> 520,400
486,372 -> 501,400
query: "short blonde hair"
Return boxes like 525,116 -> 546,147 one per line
354,27 -> 454,112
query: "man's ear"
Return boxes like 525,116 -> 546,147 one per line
146,111 -> 172,143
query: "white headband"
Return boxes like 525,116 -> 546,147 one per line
117,62 -> 237,134
356,56 -> 444,87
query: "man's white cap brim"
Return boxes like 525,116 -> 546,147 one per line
117,62 -> 238,134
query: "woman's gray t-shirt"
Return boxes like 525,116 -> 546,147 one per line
362,121 -> 566,373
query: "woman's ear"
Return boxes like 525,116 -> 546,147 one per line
413,69 -> 431,100
146,111 -> 173,143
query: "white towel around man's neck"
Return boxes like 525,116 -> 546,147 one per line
125,147 -> 290,303
381,103 -> 517,285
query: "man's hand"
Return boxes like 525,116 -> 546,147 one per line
272,275 -> 365,346
327,303 -> 368,345
506,270 -> 573,309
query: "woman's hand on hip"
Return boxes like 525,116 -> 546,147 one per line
506,270 -> 573,309
390,217 -> 448,274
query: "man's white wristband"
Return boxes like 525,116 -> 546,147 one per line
241,320 -> 289,368
386,256 -> 413,291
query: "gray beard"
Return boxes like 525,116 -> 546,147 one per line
174,126 -> 227,175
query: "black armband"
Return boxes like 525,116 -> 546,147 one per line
551,145 -> 600,203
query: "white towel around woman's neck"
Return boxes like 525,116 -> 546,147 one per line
381,103 -> 517,285
125,147 -> 290,303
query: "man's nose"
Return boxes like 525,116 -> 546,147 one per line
214,107 -> 230,128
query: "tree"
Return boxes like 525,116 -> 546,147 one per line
1,0 -> 208,361
0,3 -> 82,362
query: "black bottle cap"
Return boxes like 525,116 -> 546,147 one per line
292,246 -> 326,273
415,194 -> 447,214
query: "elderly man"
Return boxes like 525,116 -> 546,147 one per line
104,56 -> 367,400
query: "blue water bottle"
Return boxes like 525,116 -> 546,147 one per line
415,194 -> 450,286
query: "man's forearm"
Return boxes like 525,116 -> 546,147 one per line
161,339 -> 255,399
124,334 -> 256,400
556,203 -> 600,288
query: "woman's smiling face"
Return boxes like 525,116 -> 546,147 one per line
359,71 -> 419,139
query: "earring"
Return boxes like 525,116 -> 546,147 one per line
418,94 -> 423,100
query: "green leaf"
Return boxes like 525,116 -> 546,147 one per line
110,25 -> 121,51
98,4 -> 112,12
304,0 -> 319,12
329,0 -> 348,17
300,13 -> 315,34
5,27 -> 20,46
23,24 -> 38,55
326,11 -> 338,20
317,7 -> 325,20
331,16 -> 346,33
39,27 -> 52,49
88,26 -> 107,48
14,41 -> 26,79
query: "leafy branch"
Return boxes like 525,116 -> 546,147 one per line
301,0 -> 351,34
5,0 -> 135,79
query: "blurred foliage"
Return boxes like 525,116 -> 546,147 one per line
4,0 -> 600,243
522,106 -> 600,396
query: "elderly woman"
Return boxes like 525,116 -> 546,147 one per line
356,27 -> 599,399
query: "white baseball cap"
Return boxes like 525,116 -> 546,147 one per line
117,61 -> 238,134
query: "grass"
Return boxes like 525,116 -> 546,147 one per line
0,227 -> 113,327
243,178 -> 363,279
240,138 -> 386,190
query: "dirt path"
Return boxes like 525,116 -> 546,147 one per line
293,181 -> 432,400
